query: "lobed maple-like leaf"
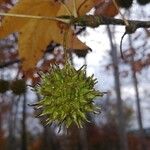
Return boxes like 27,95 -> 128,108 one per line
0,0 -> 58,37
0,0 -> 61,72
0,0 -> 98,72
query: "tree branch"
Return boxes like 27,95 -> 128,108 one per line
0,59 -> 20,68
0,15 -> 149,69
70,15 -> 150,29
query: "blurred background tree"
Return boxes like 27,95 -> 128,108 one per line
0,0 -> 150,150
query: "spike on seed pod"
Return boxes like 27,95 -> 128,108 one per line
33,62 -> 103,128
115,0 -> 133,8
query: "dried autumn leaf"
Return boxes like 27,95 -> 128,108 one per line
94,0 -> 118,17
19,20 -> 53,71
0,0 -> 60,38
48,21 -> 88,50
57,0 -> 98,16
77,0 -> 99,16
0,0 -> 60,71
50,0 -> 99,51
0,0 -> 98,72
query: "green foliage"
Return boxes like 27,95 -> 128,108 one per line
34,62 -> 103,128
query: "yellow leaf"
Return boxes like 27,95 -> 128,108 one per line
51,0 -> 99,51
77,0 -> 98,16
57,0 -> 98,16
19,19 -> 53,71
0,0 -> 60,38
0,0 -> 60,71
0,0 -> 97,72
49,21 -> 87,50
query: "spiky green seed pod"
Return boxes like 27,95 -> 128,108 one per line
34,63 -> 103,128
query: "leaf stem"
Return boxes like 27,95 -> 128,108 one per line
0,12 -> 70,23
59,1 -> 72,16
73,0 -> 78,17
112,0 -> 129,26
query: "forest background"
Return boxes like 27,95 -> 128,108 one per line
0,0 -> 150,150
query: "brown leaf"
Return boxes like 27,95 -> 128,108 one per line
0,0 -> 97,72
0,0 -> 60,38
19,20 -> 53,71
57,0 -> 98,16
95,0 -> 118,17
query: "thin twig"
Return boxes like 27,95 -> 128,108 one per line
120,32 -> 127,59
112,0 -> 129,26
